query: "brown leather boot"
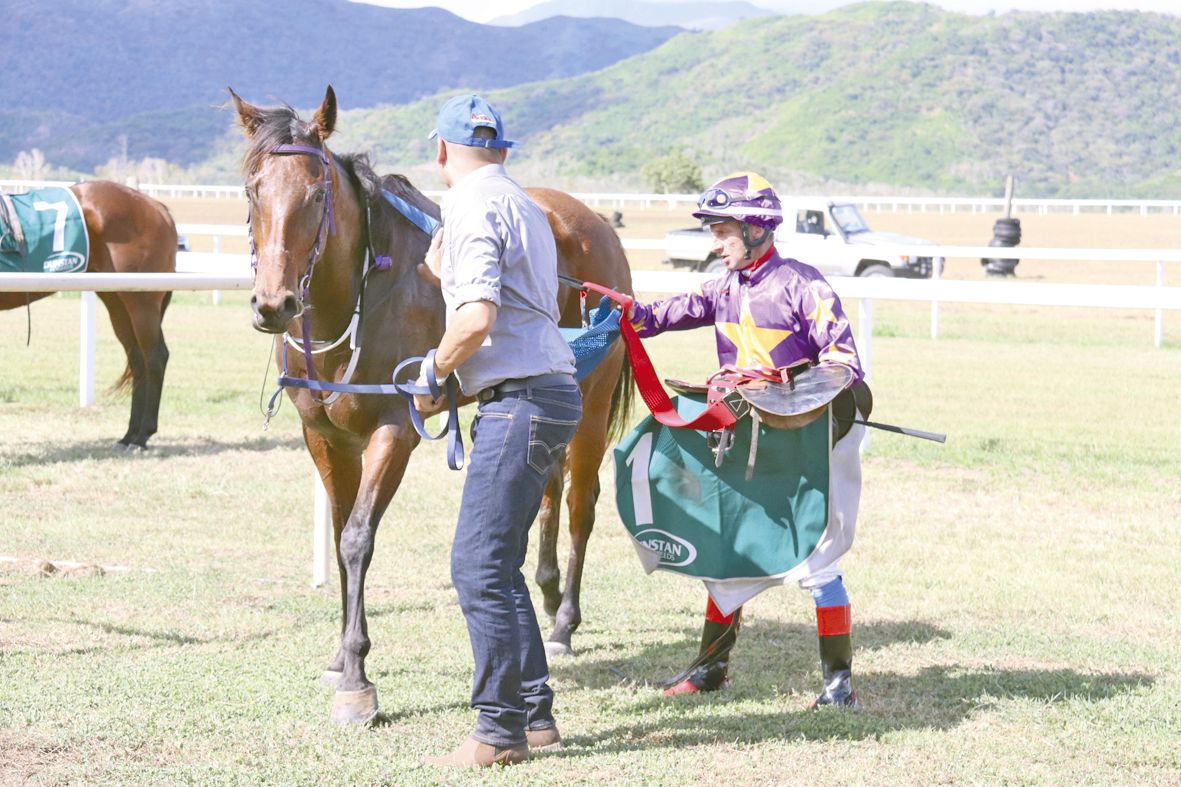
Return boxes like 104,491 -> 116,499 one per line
422,735 -> 529,768
526,724 -> 562,752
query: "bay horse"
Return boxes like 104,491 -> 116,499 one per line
231,86 -> 633,723
0,181 -> 175,449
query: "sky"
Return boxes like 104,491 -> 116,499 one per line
351,0 -> 1180,24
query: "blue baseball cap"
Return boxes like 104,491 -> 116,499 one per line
428,94 -> 516,149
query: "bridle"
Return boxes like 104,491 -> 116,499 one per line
248,142 -> 339,402
248,143 -> 466,469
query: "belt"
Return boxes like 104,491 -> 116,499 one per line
477,373 -> 576,403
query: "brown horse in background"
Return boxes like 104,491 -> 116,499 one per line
0,181 -> 175,448
231,86 -> 632,724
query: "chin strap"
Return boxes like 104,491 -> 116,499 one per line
740,224 -> 772,261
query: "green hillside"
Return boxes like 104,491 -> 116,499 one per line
18,2 -> 1181,198
324,2 -> 1181,197
0,0 -> 678,170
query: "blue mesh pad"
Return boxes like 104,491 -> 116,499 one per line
560,297 -> 621,381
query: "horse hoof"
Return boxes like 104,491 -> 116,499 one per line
544,641 -> 575,659
330,686 -> 379,725
320,669 -> 342,687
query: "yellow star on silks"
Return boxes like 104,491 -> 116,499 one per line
806,295 -> 838,327
821,341 -> 858,366
716,299 -> 793,367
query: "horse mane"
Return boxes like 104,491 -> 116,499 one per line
337,154 -> 436,225
337,152 -> 381,201
240,104 -> 321,177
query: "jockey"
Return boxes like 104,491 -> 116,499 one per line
627,172 -> 869,708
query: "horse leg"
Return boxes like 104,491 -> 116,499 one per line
97,292 -> 148,448
118,292 -> 169,448
330,422 -> 419,725
546,422 -> 609,658
302,427 -> 362,685
535,460 -> 565,622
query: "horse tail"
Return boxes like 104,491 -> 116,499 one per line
605,350 -> 635,445
112,364 -> 134,394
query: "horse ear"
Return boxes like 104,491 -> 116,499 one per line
314,85 -> 337,141
229,87 -> 263,138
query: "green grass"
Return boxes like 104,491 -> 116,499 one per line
1,292 -> 1179,784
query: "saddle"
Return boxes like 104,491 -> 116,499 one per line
665,363 -> 872,443
0,193 -> 27,257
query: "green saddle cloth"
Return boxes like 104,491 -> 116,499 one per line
0,186 -> 89,274
614,394 -> 832,582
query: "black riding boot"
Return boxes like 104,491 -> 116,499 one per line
663,605 -> 742,696
811,628 -> 858,709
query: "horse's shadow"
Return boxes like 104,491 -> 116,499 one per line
553,618 -> 1153,749
1,435 -> 305,467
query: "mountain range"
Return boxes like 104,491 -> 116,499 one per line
490,0 -> 775,30
0,0 -> 679,169
324,2 -> 1181,197
6,2 -> 1181,197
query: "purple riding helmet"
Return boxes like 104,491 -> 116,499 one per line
693,172 -> 783,260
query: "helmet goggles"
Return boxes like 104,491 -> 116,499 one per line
692,172 -> 783,230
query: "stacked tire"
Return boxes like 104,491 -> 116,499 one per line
981,217 -> 1021,276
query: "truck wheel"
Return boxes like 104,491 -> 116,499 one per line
859,264 -> 894,278
704,257 -> 726,273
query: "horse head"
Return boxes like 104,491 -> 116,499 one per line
231,85 -> 344,334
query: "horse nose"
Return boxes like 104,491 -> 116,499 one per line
251,290 -> 301,332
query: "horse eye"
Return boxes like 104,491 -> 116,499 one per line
312,191 -> 325,204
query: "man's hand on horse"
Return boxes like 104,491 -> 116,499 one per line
417,228 -> 444,288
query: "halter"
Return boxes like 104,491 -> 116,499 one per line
248,143 -> 338,400
249,147 -> 466,468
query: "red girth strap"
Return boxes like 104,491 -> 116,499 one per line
579,281 -> 738,432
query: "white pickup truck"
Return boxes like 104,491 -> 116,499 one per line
664,198 -> 943,278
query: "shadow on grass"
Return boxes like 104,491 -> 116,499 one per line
555,665 -> 1153,751
6,615 -> 282,657
559,618 -> 953,692
554,617 -> 1153,749
369,698 -> 473,726
0,435 -> 304,467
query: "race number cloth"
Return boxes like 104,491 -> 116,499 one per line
615,394 -> 863,614
0,187 -> 89,274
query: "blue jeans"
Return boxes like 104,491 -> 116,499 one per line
451,381 -> 582,746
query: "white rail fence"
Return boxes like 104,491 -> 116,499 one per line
171,223 -> 1176,349
7,179 -> 1181,215
4,248 -> 1179,585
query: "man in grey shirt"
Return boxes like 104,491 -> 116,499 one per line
417,94 -> 582,769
